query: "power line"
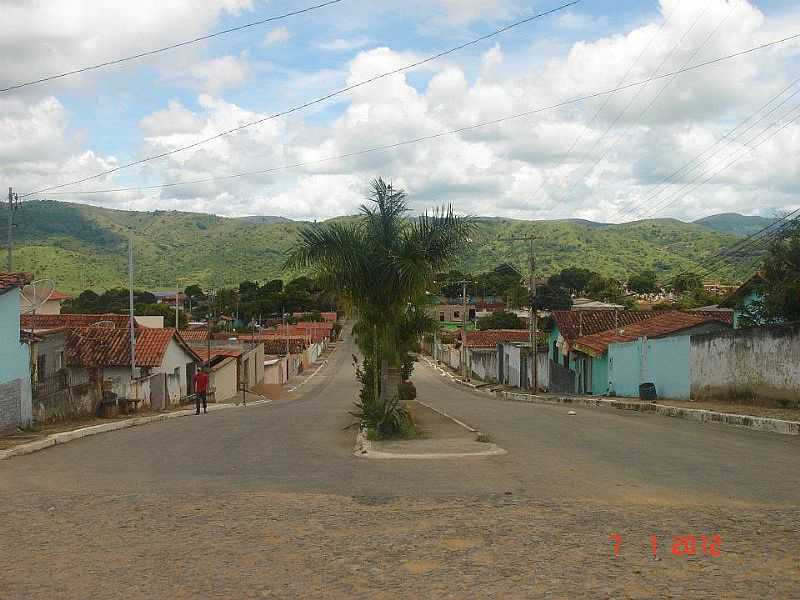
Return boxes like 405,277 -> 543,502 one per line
0,0 -> 345,94
634,100 -> 800,221
21,0 -> 579,198
558,2 -> 729,206
526,0 -> 684,204
27,31 -> 800,199
612,74 -> 800,222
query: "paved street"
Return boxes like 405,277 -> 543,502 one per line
1,330 -> 799,599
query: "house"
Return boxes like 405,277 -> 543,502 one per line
0,272 -> 34,432
427,303 -> 476,324
719,272 -> 766,328
65,327 -> 201,409
191,342 -> 265,402
19,289 -> 70,315
152,291 -> 186,308
572,311 -> 731,398
548,310 -> 654,394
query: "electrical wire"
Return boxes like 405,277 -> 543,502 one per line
0,0 -> 345,93
27,31 -> 800,199
20,0 -> 579,198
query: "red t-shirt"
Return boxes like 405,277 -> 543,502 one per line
193,371 -> 209,393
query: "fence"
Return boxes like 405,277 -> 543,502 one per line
31,370 -> 98,423
32,370 -> 90,399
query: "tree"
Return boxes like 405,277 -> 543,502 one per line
477,310 -> 525,330
533,283 -> 572,310
740,222 -> 800,325
672,272 -> 703,294
286,178 -> 474,436
549,267 -> 596,295
628,270 -> 658,294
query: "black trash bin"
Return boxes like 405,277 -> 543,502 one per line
639,382 -> 657,402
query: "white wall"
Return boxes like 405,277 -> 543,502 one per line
690,324 -> 800,404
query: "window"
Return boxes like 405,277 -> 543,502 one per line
454,311 -> 460,319
439,312 -> 445,322
37,354 -> 46,381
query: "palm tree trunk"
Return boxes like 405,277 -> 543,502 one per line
380,359 -> 402,403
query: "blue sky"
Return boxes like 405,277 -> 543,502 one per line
2,0 -> 800,222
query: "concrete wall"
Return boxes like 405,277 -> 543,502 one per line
690,323 -> 800,406
0,290 -> 29,384
32,378 -> 101,423
608,336 -> 691,400
468,349 -> 497,383
211,357 -> 238,402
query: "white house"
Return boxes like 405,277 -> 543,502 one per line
65,327 -> 201,409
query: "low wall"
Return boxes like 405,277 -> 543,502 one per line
0,378 -> 31,432
690,323 -> 800,406
469,349 -> 497,383
33,379 -> 101,423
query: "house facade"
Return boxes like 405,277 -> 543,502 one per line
0,273 -> 34,431
19,289 -> 70,315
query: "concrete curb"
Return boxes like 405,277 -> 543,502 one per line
288,345 -> 338,393
415,399 -> 478,434
500,391 -> 800,436
354,428 -> 506,460
0,399 -> 272,461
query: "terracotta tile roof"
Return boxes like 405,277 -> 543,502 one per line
465,329 -> 541,348
688,309 -> 733,325
0,272 -> 32,296
179,329 -> 209,343
22,313 -> 134,331
65,327 -> 198,368
262,339 -> 306,355
191,346 -> 243,362
573,311 -> 731,356
551,310 -> 653,343
320,312 -> 338,322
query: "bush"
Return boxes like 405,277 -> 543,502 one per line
350,356 -> 413,439
398,381 -> 417,400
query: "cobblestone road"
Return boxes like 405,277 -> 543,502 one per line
1,333 -> 798,598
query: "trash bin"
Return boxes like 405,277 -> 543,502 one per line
639,382 -> 657,402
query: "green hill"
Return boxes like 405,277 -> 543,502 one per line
5,201 -> 758,292
693,213 -> 776,236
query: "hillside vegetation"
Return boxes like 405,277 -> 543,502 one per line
7,201 -> 755,292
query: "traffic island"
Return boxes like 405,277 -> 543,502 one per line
354,399 -> 506,459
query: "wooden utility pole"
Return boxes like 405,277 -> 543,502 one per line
498,235 -> 538,392
7,187 -> 14,272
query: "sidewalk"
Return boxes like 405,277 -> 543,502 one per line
419,353 -> 800,436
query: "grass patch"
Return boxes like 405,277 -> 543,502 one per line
475,433 -> 493,443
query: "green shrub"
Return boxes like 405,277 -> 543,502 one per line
349,356 -> 413,439
398,381 -> 417,400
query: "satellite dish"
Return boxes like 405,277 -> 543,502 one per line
20,279 -> 55,315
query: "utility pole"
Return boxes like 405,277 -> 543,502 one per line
498,235 -> 538,392
462,279 -> 468,381
128,233 -> 136,381
7,187 -> 15,272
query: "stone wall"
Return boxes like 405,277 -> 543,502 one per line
0,379 -> 23,432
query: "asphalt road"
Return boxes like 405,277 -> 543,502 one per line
1,329 -> 798,599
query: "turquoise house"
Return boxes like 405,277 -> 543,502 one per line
572,311 -> 731,399
0,273 -> 33,431
719,272 -> 766,329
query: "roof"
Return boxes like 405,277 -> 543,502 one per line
551,310 -> 653,343
719,272 -> 766,308
572,298 -> 625,311
262,339 -> 306,355
191,346 -> 243,362
573,311 -> 731,357
0,272 -> 32,296
688,309 -> 733,325
179,329 -> 209,343
66,327 -> 198,368
464,329 -> 540,348
22,313 -> 136,331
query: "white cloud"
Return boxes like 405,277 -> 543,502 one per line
263,26 -> 292,47
187,53 -> 252,93
314,37 -> 371,52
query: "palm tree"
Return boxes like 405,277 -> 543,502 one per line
286,178 -> 475,410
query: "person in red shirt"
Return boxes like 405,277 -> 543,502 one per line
192,369 -> 210,415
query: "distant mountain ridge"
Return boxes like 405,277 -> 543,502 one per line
7,201 -> 760,292
693,213 -> 776,236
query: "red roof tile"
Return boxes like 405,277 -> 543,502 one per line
551,310 -> 653,343
0,272 -> 32,296
465,329 -> 541,348
191,346 -> 243,362
22,313 -> 135,331
65,327 -> 198,368
179,329 -> 209,343
573,311 -> 731,356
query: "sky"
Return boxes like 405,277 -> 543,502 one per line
2,0 -> 800,223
